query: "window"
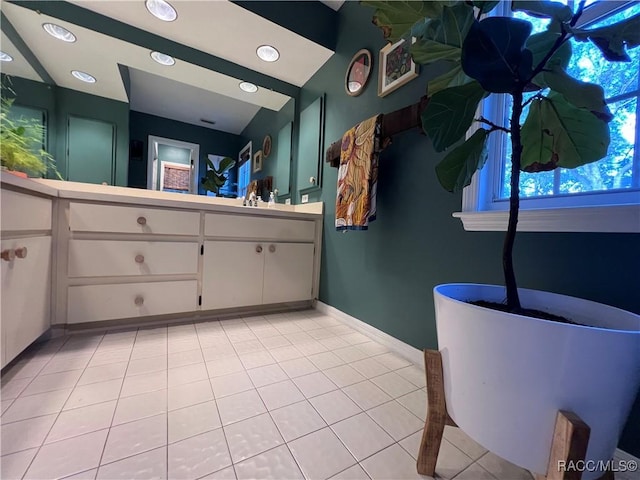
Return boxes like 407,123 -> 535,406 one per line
457,1 -> 640,233
237,141 -> 252,199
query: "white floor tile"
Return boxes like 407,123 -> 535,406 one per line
355,341 -> 389,357
238,351 -> 276,369
323,365 -> 366,388
279,357 -> 319,378
397,389 -> 427,421
330,464 -> 371,480
113,389 -> 167,425
168,429 -> 231,480
296,341 -> 329,356
168,400 -> 221,443
1,398 -> 14,415
340,332 -> 370,345
102,414 -> 167,464
360,444 -> 424,480
120,371 -> 167,398
202,344 -> 237,360
168,363 -> 208,387
370,372 -> 418,398
288,427 -> 356,480
246,364 -> 288,388
309,390 -> 361,425
270,400 -> 326,442
46,400 -> 116,443
78,362 -> 128,386
373,352 -> 412,370
131,344 -> 167,361
0,448 -> 38,480
454,462 -> 498,480
331,413 -> 394,461
234,444 -> 304,480
333,346 -> 368,363
398,430 -> 422,460
61,468 -> 98,479
40,355 -> 91,375
96,446 -> 166,480
206,356 -> 244,377
216,389 -> 266,426
210,372 -> 254,398
307,329 -> 335,341
432,440 -> 475,479
476,452 -> 533,480
259,335 -> 292,349
395,365 -> 427,388
224,413 -> 284,463
257,380 -> 305,410
24,429 -> 108,480
292,371 -> 338,399
168,380 -> 213,411
443,426 -> 488,461
2,359 -> 47,380
64,379 -> 122,410
199,467 -> 237,480
127,356 -> 167,377
269,346 -> 304,362
232,339 -> 265,355
1,377 -> 32,399
307,351 -> 344,370
367,401 -> 423,441
1,414 -> 57,455
342,380 -> 393,411
89,348 -> 132,367
3,388 -> 71,423
350,358 -> 390,379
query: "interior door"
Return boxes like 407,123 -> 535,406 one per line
67,116 -> 115,185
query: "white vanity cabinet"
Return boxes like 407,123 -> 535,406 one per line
201,213 -> 317,310
1,189 -> 53,368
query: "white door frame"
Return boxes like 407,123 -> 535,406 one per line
147,135 -> 200,193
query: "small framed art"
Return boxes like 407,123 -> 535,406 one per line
378,37 -> 418,97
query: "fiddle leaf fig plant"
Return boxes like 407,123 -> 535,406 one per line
362,0 -> 640,313
201,156 -> 235,195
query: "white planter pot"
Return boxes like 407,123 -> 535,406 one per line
434,284 -> 640,479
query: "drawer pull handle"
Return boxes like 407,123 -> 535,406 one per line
15,247 -> 28,259
269,244 -> 276,253
137,216 -> 147,225
1,249 -> 15,262
134,296 -> 144,306
135,254 -> 145,264
256,245 -> 263,253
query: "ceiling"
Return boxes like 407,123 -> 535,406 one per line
0,0 -> 340,134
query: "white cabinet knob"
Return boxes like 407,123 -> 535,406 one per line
309,176 -> 316,185
134,296 -> 144,306
1,249 -> 15,262
137,216 -> 147,225
14,247 -> 27,259
269,244 -> 276,253
135,254 -> 145,264
256,245 -> 263,253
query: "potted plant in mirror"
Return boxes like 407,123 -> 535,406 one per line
1,88 -> 60,179
362,1 -> 640,477
201,156 -> 235,196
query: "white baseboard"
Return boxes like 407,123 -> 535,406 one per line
315,301 -> 424,367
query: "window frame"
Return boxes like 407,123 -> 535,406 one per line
456,0 -> 640,233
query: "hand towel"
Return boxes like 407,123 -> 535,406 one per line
335,114 -> 383,231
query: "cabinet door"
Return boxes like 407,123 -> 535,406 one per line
202,241 -> 264,310
1,236 -> 51,367
263,243 -> 314,304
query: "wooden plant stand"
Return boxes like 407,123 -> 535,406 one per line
417,349 -> 611,480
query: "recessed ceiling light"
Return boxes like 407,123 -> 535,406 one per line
43,23 -> 76,42
0,51 -> 13,62
145,0 -> 177,21
239,81 -> 258,93
150,51 -> 175,66
256,45 -> 280,62
71,70 -> 96,83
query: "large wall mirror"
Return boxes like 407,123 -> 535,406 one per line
297,94 -> 325,197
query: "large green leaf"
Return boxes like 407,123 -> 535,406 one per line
421,81 -> 488,152
435,128 -> 490,192
426,63 -> 474,96
214,156 -> 235,174
511,0 -> 572,22
571,13 -> 640,62
521,93 -> 609,172
461,17 -> 533,93
524,29 -> 572,88
543,66 -> 612,121
361,1 -> 445,42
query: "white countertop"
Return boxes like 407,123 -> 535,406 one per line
1,174 -> 323,219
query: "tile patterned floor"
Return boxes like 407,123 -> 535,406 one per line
0,310 -> 632,479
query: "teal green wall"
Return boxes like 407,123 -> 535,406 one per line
2,75 -> 129,185
129,110 -> 242,194
240,98 -> 296,201
298,2 -> 640,455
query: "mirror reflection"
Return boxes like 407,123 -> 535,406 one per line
345,49 -> 372,96
0,1 -> 296,201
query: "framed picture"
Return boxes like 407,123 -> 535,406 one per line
378,37 -> 418,97
262,135 -> 272,158
253,149 -> 263,173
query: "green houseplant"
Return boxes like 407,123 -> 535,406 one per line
362,1 -> 640,476
200,156 -> 235,195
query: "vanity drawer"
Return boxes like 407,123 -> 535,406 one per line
67,280 -> 197,324
68,240 -> 199,277
1,189 -> 52,231
205,213 -> 315,241
69,203 -> 200,235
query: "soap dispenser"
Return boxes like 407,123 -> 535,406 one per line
268,192 -> 275,208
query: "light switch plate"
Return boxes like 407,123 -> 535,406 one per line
301,194 -> 309,204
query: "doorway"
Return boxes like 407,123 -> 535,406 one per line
147,135 -> 200,194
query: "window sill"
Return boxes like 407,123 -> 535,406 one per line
453,204 -> 640,233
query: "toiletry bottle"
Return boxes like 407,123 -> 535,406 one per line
268,192 -> 275,208
256,195 -> 261,207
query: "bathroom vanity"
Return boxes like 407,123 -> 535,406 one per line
0,173 -> 323,367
